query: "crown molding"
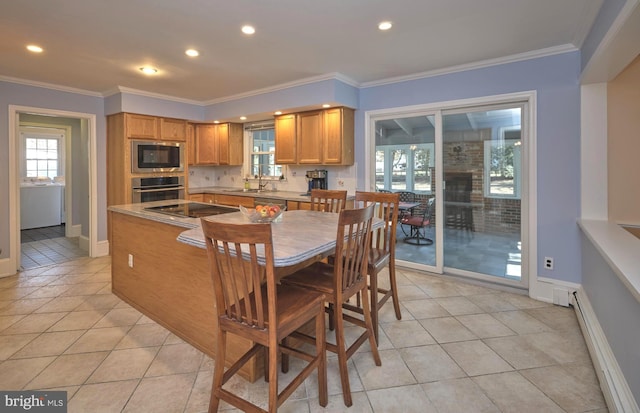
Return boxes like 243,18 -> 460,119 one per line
202,72 -> 360,105
0,75 -> 103,97
360,44 -> 579,88
105,86 -> 204,106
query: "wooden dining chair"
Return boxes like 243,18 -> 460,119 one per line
281,204 -> 381,407
201,219 -> 328,413
310,189 -> 347,213
345,191 -> 402,342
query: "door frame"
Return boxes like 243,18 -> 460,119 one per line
7,105 -> 97,274
364,90 -> 537,293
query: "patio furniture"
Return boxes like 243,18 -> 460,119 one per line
401,198 -> 435,245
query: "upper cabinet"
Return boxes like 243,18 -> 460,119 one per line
125,114 -> 158,140
160,117 -> 187,141
274,114 -> 297,164
275,107 -> 354,165
122,113 -> 187,142
194,122 -> 243,166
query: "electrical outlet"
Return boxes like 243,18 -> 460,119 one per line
128,254 -> 134,268
544,256 -> 554,270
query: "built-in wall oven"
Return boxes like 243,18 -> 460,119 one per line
131,140 -> 184,173
132,176 -> 185,203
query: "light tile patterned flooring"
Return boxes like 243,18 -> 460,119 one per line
20,225 -> 87,270
0,257 -> 607,412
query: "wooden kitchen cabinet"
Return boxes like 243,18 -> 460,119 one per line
189,193 -> 204,202
274,114 -> 297,164
323,107 -> 354,165
160,117 -> 187,141
297,110 -> 323,164
275,107 -> 354,165
125,113 -> 158,139
194,123 -> 243,166
195,124 -> 218,165
215,194 -> 254,208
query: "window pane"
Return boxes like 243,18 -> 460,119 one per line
375,150 -> 385,189
391,149 -> 407,190
249,127 -> 282,178
413,148 -> 431,192
489,140 -> 517,196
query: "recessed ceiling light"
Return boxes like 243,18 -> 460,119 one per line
185,49 -> 199,57
240,116 -> 247,120
139,67 -> 158,75
378,21 -> 392,31
322,104 -> 331,108
241,25 -> 256,35
274,111 -> 282,115
213,120 -> 220,124
26,44 -> 43,53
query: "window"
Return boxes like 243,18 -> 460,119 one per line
484,131 -> 521,198
247,124 -> 284,179
376,143 -> 434,193
22,130 -> 64,179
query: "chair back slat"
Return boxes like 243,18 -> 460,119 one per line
333,204 -> 374,295
310,189 -> 348,213
201,220 -> 275,330
355,191 -> 400,254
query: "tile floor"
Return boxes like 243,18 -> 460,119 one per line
20,225 -> 87,270
0,257 -> 607,412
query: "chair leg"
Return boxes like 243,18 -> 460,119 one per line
316,309 -> 328,407
361,287 -> 382,367
388,263 -> 402,321
281,338 -> 289,374
268,344 -> 278,413
369,272 -> 379,343
334,304 -> 353,407
208,329 -> 226,413
328,303 -> 335,331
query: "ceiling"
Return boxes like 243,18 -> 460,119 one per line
1,0 -> 605,103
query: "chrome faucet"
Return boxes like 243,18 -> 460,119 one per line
255,174 -> 268,192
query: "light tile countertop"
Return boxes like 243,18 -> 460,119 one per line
189,186 -> 354,202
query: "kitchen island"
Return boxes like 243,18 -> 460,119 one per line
108,200 -> 266,380
108,199 -> 358,382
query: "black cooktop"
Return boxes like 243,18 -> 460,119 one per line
144,202 -> 238,218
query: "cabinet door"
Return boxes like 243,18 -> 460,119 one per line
225,123 -> 244,166
297,110 -> 323,164
324,107 -> 354,165
202,194 -> 216,204
274,114 -> 297,164
215,194 -> 254,208
195,125 -> 218,165
216,123 -> 230,164
160,118 -> 187,141
189,193 -> 204,202
125,113 -> 158,139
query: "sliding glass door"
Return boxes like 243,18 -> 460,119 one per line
441,105 -> 523,282
371,100 -> 527,288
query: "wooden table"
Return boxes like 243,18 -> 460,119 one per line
179,209 -> 382,277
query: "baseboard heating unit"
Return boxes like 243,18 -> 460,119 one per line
572,289 -> 639,413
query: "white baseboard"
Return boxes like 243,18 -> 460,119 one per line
93,240 -> 110,257
572,288 -> 640,413
0,258 -> 18,278
79,235 -> 89,252
67,224 -> 82,238
530,276 -> 579,306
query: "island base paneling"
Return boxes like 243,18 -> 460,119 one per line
109,211 -> 263,381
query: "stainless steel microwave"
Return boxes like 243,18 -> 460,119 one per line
131,140 -> 184,173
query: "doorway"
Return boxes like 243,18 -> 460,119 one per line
7,105 -> 98,274
367,93 -> 533,290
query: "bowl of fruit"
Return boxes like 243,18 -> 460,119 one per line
239,204 -> 286,223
